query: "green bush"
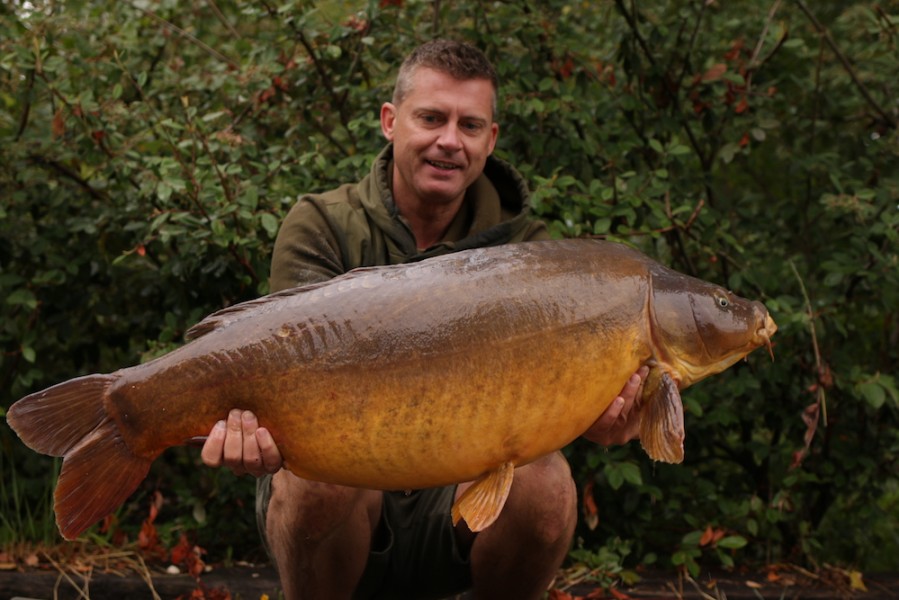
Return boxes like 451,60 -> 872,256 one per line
2,0 -> 896,575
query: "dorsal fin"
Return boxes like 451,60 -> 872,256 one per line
185,283 -> 327,341
184,266 -> 391,341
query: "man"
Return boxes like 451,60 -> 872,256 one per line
201,39 -> 646,599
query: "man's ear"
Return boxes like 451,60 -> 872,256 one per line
488,122 -> 499,154
380,102 -> 397,141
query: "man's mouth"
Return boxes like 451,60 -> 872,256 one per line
425,159 -> 461,171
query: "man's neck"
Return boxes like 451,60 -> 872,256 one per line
397,195 -> 464,251
392,166 -> 465,251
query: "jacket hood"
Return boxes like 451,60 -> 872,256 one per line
359,144 -> 541,261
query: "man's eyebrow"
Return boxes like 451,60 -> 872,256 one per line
413,106 -> 490,123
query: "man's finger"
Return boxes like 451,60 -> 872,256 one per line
200,420 -> 226,467
241,411 -> 265,475
595,397 -> 626,431
222,408 -> 246,468
256,427 -> 283,474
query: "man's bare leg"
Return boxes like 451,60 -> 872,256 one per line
265,470 -> 382,599
459,451 -> 578,600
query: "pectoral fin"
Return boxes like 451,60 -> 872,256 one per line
451,461 -> 515,532
639,370 -> 685,463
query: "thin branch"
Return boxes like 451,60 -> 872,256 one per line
14,68 -> 35,141
795,0 -> 897,129
588,197 -> 705,240
258,0 -> 354,145
432,0 -> 441,35
136,5 -> 240,69
28,154 -> 109,203
613,0 -> 658,70
673,1 -> 708,91
789,259 -> 828,426
749,0 -> 783,68
205,0 -> 241,39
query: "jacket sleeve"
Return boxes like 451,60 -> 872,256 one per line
269,197 -> 348,293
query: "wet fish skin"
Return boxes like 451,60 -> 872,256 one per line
6,239 -> 776,540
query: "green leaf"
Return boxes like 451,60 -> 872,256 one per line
860,382 -> 884,408
260,213 -> 279,238
717,536 -> 748,549
22,346 -> 37,363
6,289 -> 37,310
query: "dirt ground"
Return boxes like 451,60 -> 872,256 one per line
2,564 -> 897,600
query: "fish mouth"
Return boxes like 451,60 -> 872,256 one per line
678,311 -> 779,384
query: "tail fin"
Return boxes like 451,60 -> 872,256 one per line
7,375 -> 154,540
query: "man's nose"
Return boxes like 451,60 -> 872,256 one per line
436,122 -> 462,151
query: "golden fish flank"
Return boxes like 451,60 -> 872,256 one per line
7,239 -> 776,540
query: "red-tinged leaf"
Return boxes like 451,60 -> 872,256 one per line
259,86 -> 276,104
136,244 -> 146,257
724,39 -> 745,61
52,108 -> 66,138
171,533 -> 193,565
548,590 -> 578,600
609,587 -> 632,600
702,63 -> 727,82
735,97 -> 749,114
190,547 -> 207,579
738,132 -> 751,147
99,513 -> 116,534
138,520 -> 159,553
700,525 -> 715,546
583,481 -> 599,531
801,402 -> 820,446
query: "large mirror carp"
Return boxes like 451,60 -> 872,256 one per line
8,239 -> 776,540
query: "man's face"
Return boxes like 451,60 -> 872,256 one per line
381,67 -> 499,209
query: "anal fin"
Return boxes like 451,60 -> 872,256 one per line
639,370 -> 685,463
451,461 -> 515,532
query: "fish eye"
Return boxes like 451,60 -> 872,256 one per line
716,295 -> 730,308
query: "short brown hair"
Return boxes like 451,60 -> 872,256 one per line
392,39 -> 498,117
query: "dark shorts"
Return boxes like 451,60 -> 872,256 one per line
256,476 -> 473,599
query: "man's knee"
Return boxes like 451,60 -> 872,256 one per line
267,470 -> 381,542
509,452 -> 578,545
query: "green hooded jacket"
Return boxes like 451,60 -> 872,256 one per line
269,144 -> 549,292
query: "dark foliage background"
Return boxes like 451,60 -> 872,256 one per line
1,0 -> 896,578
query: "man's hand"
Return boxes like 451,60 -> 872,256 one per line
200,409 -> 283,477
582,366 -> 649,446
